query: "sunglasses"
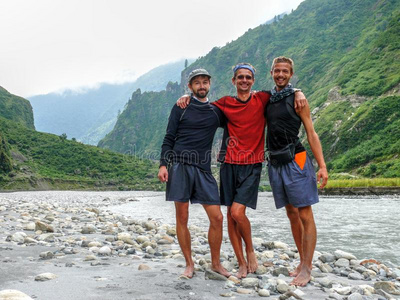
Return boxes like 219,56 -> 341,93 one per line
236,75 -> 253,80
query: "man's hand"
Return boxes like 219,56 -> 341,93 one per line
317,166 -> 328,189
177,95 -> 190,108
294,91 -> 307,113
158,166 -> 168,183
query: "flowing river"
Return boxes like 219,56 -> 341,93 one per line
2,191 -> 399,266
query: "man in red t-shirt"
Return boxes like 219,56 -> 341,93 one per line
177,63 -> 306,278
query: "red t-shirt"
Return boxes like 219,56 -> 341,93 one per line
212,91 -> 270,164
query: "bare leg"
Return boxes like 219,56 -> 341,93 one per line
227,206 -> 247,278
202,204 -> 231,277
175,202 -> 194,278
230,202 -> 258,274
285,204 -> 304,277
291,206 -> 316,286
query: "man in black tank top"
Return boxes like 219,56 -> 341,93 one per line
266,57 -> 328,287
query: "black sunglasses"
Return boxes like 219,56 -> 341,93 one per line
237,75 -> 253,80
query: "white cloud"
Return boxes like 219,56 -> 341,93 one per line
0,0 -> 303,97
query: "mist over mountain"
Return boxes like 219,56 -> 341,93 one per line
29,59 -> 193,145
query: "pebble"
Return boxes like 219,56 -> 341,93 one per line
241,278 -> 259,288
98,246 -> 112,256
236,288 -> 253,294
258,289 -> 270,297
348,272 -> 364,280
0,289 -> 33,300
335,258 -> 350,268
277,282 -> 290,293
374,281 -> 400,295
138,264 -> 151,270
204,269 -> 227,281
34,273 -> 58,281
347,292 -> 362,300
35,221 -> 54,232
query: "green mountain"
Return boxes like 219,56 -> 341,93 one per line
29,59 -> 193,145
0,86 -> 35,129
99,0 -> 400,178
0,90 -> 162,191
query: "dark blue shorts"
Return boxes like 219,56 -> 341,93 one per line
220,163 -> 262,209
166,163 -> 220,205
268,153 -> 319,209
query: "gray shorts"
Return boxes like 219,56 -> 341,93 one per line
166,163 -> 220,205
268,153 -> 319,209
220,163 -> 262,209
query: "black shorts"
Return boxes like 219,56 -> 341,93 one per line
220,163 -> 262,209
166,163 -> 220,205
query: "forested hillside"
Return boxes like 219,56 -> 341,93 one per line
99,0 -> 400,178
0,87 -> 35,129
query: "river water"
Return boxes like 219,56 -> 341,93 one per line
1,191 -> 399,266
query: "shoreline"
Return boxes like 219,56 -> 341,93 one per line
1,192 -> 400,299
320,186 -> 400,196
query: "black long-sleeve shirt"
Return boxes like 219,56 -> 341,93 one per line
160,97 -> 225,172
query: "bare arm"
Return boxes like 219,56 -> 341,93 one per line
298,102 -> 328,188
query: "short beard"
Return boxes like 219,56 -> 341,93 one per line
193,90 -> 209,99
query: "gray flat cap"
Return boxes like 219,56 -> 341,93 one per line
188,69 -> 211,83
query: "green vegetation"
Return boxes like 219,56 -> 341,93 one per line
0,116 -> 163,191
0,86 -> 35,129
99,0 -> 400,179
0,132 -> 13,174
326,178 -> 400,189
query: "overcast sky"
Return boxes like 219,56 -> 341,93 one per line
0,0 -> 304,97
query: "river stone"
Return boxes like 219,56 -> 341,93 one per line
220,292 -> 234,297
236,288 -> 253,295
348,272 -> 363,280
258,289 -> 270,297
24,222 -> 36,231
88,241 -> 102,248
316,277 -> 333,288
277,282 -> 290,293
84,255 -> 96,261
143,221 -> 157,231
39,251 -> 54,259
374,281 -> 400,295
335,258 -> 350,268
204,269 -> 227,281
0,289 -> 33,300
241,278 -> 259,287
320,253 -> 336,263
117,232 -> 134,244
157,235 -> 174,245
11,232 -> 27,243
35,221 -> 54,232
358,285 -> 375,296
273,267 -> 290,276
261,250 -> 274,259
37,233 -> 55,242
334,250 -> 357,260
138,264 -> 150,270
136,235 -> 149,244
347,292 -> 362,300
333,286 -> 352,295
98,246 -> 112,256
35,273 -> 57,281
228,276 -> 240,284
81,225 -> 96,234
319,263 -> 333,273
256,265 -> 267,275
166,227 -> 176,236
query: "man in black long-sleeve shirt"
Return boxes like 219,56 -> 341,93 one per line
158,69 -> 230,279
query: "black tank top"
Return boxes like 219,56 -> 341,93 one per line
265,93 -> 306,153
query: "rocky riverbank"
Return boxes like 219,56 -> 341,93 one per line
0,194 -> 399,300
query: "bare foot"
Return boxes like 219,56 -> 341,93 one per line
289,263 -> 302,277
290,267 -> 311,287
236,264 -> 248,279
182,264 -> 195,279
212,264 -> 231,278
246,251 -> 258,273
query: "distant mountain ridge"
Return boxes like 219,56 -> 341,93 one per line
29,59 -> 193,145
99,0 -> 400,178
